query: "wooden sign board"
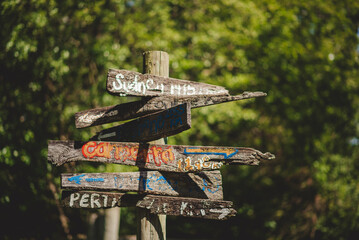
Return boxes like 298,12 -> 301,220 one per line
61,170 -> 223,200
136,195 -> 237,220
107,69 -> 229,97
61,191 -> 142,208
91,103 -> 191,143
48,140 -> 275,172
75,91 -> 266,128
61,191 -> 236,220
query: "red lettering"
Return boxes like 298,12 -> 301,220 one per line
82,141 -> 97,159
151,146 -> 162,166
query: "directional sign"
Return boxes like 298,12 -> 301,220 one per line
136,195 -> 237,220
61,170 -> 223,200
61,191 -> 237,220
48,140 -> 275,172
62,191 -> 142,208
107,69 -> 229,97
184,147 -> 239,159
75,91 -> 266,128
91,103 -> 191,143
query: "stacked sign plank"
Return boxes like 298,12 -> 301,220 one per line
48,53 -> 274,227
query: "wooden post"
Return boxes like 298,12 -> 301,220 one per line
103,207 -> 120,240
137,51 -> 168,240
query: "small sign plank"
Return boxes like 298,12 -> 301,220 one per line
91,103 -> 191,143
107,69 -> 229,97
136,195 -> 237,220
61,171 -> 223,200
61,191 -> 143,208
75,92 -> 266,128
61,191 -> 236,220
48,141 -> 275,172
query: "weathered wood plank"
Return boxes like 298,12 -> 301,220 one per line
91,103 -> 191,143
61,191 -> 237,220
48,140 -> 275,172
136,195 -> 237,220
75,92 -> 266,128
61,191 -> 143,208
61,171 -> 223,200
107,69 -> 229,97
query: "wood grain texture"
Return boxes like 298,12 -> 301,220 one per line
90,103 -> 191,143
107,69 -> 229,97
48,140 -> 275,171
61,170 -> 223,200
75,92 -> 266,128
136,195 -> 237,220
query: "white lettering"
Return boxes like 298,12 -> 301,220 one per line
146,199 -> 155,209
187,85 -> 196,95
102,195 -> 108,207
180,202 -> 188,215
114,74 -> 124,90
138,81 -> 146,94
159,84 -> 164,93
146,78 -> 154,89
209,208 -> 231,220
114,74 -> 224,96
127,75 -> 137,92
90,193 -> 101,208
98,132 -> 116,140
69,193 -> 80,207
163,203 -> 168,214
171,85 -> 182,95
77,110 -> 119,124
80,193 -> 90,207
111,197 -> 118,207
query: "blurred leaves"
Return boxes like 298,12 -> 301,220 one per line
0,0 -> 358,239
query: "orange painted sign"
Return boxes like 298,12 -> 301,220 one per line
81,141 -> 174,167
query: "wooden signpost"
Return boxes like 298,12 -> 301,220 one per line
90,103 -> 191,142
48,140 -> 274,171
62,191 -> 137,209
107,69 -> 229,97
62,192 -> 236,220
48,51 -> 275,239
62,170 -> 223,200
136,195 -> 237,220
75,91 -> 266,128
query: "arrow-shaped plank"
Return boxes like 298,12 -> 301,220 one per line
61,171 -> 223,200
107,69 -> 229,97
75,92 -> 266,128
48,140 -> 275,172
91,103 -> 191,143
62,191 -> 236,220
136,195 -> 237,220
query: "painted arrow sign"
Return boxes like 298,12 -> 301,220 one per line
75,91 -> 266,128
61,171 -> 223,200
136,195 -> 237,220
107,69 -> 229,97
91,103 -> 191,143
48,140 -> 275,172
184,147 -> 239,159
61,191 -> 236,220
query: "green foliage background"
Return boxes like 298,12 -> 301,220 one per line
1,0 -> 358,239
